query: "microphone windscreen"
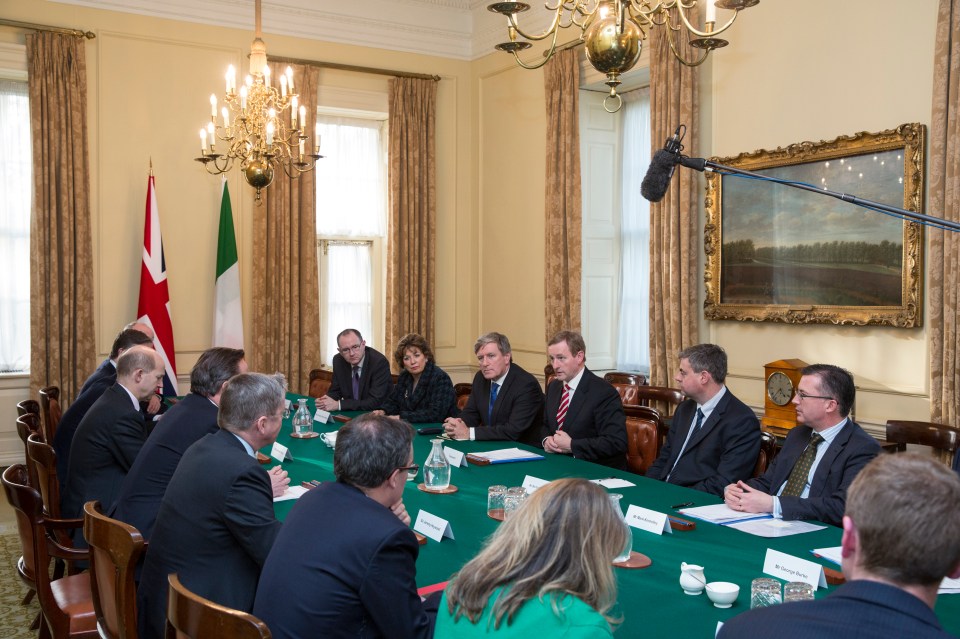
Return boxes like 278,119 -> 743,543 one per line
640,149 -> 678,203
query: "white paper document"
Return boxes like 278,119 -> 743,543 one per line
679,503 -> 771,524
940,576 -> 960,594
726,518 -> 826,537
468,447 -> 544,463
591,477 -> 637,489
811,546 -> 842,566
273,485 -> 308,502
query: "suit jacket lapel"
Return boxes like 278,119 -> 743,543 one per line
809,422 -> 850,494
684,392 -> 730,451
490,369 -> 515,423
564,370 -> 590,427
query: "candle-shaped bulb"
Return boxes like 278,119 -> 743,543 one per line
221,106 -> 230,129
705,0 -> 716,23
298,137 -> 305,159
291,95 -> 299,127
299,105 -> 306,132
315,127 -> 321,154
207,121 -> 215,149
286,66 -> 294,91
239,85 -> 248,111
200,128 -> 207,153
210,94 -> 217,118
266,121 -> 275,146
263,65 -> 271,87
225,65 -> 235,93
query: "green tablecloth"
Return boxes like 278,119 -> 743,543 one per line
267,398 -> 960,636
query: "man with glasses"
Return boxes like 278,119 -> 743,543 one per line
316,328 -> 394,411
254,413 -> 435,639
723,364 -> 881,527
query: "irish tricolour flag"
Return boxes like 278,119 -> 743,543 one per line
213,179 -> 244,348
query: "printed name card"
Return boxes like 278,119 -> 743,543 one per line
624,504 -> 671,535
762,548 -> 827,589
443,446 -> 467,467
414,510 -> 455,543
314,408 -> 331,423
522,475 -> 550,494
270,441 -> 292,462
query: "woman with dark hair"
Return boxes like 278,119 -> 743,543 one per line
372,333 -> 457,423
435,478 -> 628,637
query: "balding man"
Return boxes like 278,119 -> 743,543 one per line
61,346 -> 165,520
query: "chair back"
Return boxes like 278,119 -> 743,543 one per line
165,573 -> 271,639
603,372 -> 647,406
307,369 -> 333,399
635,385 -> 685,418
39,385 -> 63,443
84,501 -> 145,639
27,433 -> 64,519
624,405 -> 663,475
2,464 -> 94,638
454,383 -> 472,410
752,431 -> 779,478
17,399 -> 40,417
885,420 -> 960,465
17,414 -> 43,488
543,364 -> 556,389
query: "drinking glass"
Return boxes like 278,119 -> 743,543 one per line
503,487 -> 527,519
750,578 -> 782,608
487,485 -> 507,518
783,581 -> 814,602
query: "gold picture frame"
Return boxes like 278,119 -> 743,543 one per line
704,122 -> 925,327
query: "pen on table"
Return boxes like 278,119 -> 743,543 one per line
671,501 -> 694,509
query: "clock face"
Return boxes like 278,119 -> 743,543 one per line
766,371 -> 795,406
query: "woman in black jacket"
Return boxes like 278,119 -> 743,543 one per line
374,333 -> 458,423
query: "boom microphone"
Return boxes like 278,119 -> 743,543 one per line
640,125 -> 684,203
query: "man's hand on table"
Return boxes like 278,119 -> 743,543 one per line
316,395 -> 339,411
269,466 -> 290,497
443,417 -> 469,440
724,480 -> 773,514
543,430 -> 572,454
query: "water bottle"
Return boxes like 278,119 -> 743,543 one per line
292,398 -> 312,436
423,439 -> 451,490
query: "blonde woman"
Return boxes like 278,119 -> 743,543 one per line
435,478 -> 627,637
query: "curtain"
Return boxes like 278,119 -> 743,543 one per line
543,48 -> 582,342
26,32 -> 95,404
252,63 -> 321,394
930,0 -> 960,424
386,77 -> 437,365
617,89 -> 652,373
647,18 -> 701,387
0,80 -> 31,373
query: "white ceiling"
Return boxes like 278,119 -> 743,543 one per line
52,0 -> 557,61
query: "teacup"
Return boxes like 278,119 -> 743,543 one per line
706,581 -> 740,608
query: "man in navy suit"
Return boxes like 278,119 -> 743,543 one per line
442,332 -> 544,446
646,344 -> 759,496
61,346 -> 166,520
724,364 -> 881,527
111,347 -> 288,539
316,328 -> 394,411
719,453 -> 960,639
137,372 -> 286,639
540,330 -> 627,469
253,413 -> 434,639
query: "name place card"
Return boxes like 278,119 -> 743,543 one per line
624,504 -> 671,535
314,408 -> 331,423
762,548 -> 827,589
522,475 -> 550,494
443,446 -> 467,467
414,510 -> 455,543
285,399 -> 292,411
270,441 -> 292,462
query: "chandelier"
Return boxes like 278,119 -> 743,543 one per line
194,0 -> 322,201
488,0 -> 758,112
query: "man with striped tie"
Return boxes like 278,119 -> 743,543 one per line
724,364 -> 881,527
540,330 -> 628,469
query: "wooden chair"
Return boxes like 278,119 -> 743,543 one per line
623,405 -> 664,475
83,501 -> 145,639
543,364 -> 556,389
17,414 -> 43,488
27,434 -> 66,519
635,385 -> 685,418
165,573 -> 271,639
885,420 -> 960,466
39,386 -> 63,444
17,399 -> 40,417
307,369 -> 333,399
752,431 -> 779,478
603,372 -> 647,406
454,383 -> 472,410
2,464 -> 96,639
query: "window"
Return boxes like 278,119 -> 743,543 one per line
315,115 -> 388,365
0,76 -> 31,373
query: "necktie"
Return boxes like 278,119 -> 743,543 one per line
487,382 -> 499,424
352,366 -> 360,399
666,408 -> 704,481
556,384 -> 571,431
781,432 -> 824,497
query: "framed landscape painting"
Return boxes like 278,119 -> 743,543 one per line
703,122 -> 925,327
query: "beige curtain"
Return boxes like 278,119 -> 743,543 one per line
929,0 -> 960,424
647,20 -> 700,387
251,63 -> 321,394
26,32 -> 95,405
543,48 -> 582,342
385,77 -> 437,363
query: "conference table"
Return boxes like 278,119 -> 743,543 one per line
268,396 -> 960,636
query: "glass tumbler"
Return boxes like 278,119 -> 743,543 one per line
750,578 -> 782,608
503,487 -> 527,519
783,581 -> 815,602
487,485 -> 507,518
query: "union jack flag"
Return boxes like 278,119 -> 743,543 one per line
137,174 -> 178,396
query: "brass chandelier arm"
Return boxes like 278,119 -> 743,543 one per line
508,5 -> 568,42
673,1 -> 741,37
666,26 -> 710,66
512,27 -> 564,70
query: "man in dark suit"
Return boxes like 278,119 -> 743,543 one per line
316,328 -> 393,411
540,330 -> 627,469
646,344 -> 759,495
724,364 -> 881,527
137,372 -> 286,639
61,346 -> 165,520
719,453 -> 960,639
111,347 -> 288,539
442,332 -> 544,446
253,413 -> 434,639
53,327 -> 154,492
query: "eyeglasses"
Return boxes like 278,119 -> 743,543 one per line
338,344 -> 364,355
797,390 -> 834,401
397,464 -> 419,476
